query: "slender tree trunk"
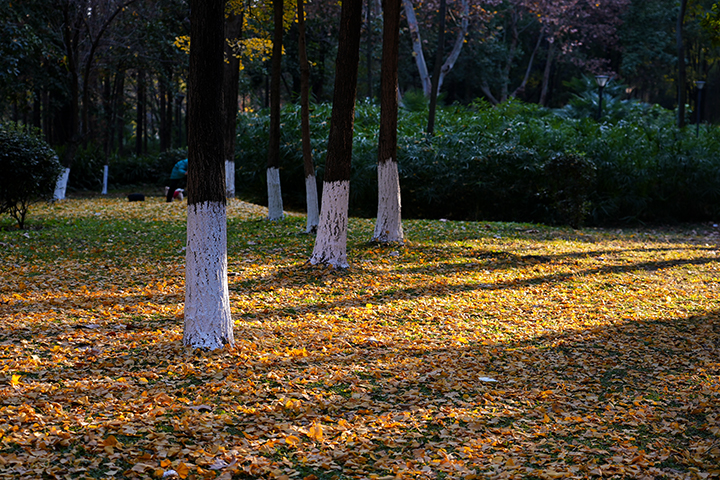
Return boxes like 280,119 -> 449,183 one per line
426,0 -> 446,135
310,0 -> 364,267
116,70 -> 126,155
136,69 -> 145,156
184,0 -> 233,350
366,0 -> 373,98
298,0 -> 319,233
539,39 -> 555,107
373,0 -> 403,243
677,0 -> 688,128
511,29 -> 543,98
500,11 -> 519,103
267,0 -> 285,220
224,10 -> 243,199
402,0 -> 431,95
159,77 -> 168,152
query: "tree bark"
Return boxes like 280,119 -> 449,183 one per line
136,69 -> 145,156
426,0 -> 446,135
677,0 -> 688,128
310,0 -> 364,267
267,0 -> 285,220
183,0 -> 233,350
223,10 -> 243,198
402,0 -> 431,96
539,38 -> 555,107
298,0 -> 319,233
373,0 -> 403,243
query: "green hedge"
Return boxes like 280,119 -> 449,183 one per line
235,99 -> 720,226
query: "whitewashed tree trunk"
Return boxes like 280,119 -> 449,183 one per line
402,0 -> 469,97
225,160 -> 235,198
183,202 -> 234,349
310,180 -> 350,267
373,160 -> 403,242
305,174 -> 319,233
53,167 -> 71,201
267,167 -> 284,220
102,165 -> 109,194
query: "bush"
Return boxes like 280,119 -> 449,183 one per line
0,122 -> 62,228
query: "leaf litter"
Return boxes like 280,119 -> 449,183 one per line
0,197 -> 719,479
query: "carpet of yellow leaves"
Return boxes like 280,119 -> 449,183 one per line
1,197 -> 719,479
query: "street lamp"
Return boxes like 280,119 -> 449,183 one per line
595,75 -> 610,120
695,80 -> 706,137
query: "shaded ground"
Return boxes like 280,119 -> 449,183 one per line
0,197 -> 719,479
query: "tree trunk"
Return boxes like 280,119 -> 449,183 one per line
310,0 -> 364,267
184,0 -> 233,350
116,70 -> 126,155
223,10 -> 243,199
136,69 -> 145,156
402,0 -> 431,96
267,0 -> 285,220
366,0 -> 374,98
373,0 -> 403,243
426,0 -> 446,135
677,0 -> 688,128
298,0 -> 319,233
539,38 -> 555,107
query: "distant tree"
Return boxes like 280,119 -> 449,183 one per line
224,5 -> 244,199
266,0 -> 285,220
678,0 -> 690,127
297,0 -> 320,233
373,0 -> 404,243
310,0 -> 364,267
183,0 -> 234,350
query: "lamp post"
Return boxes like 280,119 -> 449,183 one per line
695,80 -> 705,137
595,75 -> 609,120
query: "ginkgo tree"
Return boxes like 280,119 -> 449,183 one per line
309,0 -> 364,267
183,0 -> 234,350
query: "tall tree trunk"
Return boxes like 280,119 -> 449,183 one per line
136,69 -> 145,156
267,0 -> 285,220
366,0 -> 374,99
539,39 -> 555,107
426,0 -> 446,135
310,0 -> 364,267
677,0 -> 688,128
184,0 -> 233,350
373,0 -> 403,243
511,29 -> 543,99
159,76 -> 168,152
223,10 -> 243,199
116,70 -> 126,155
298,0 -> 320,233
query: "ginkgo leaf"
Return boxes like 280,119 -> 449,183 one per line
307,422 -> 324,442
10,374 -> 20,387
285,435 -> 301,447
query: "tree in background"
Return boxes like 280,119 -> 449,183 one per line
310,0 -> 364,267
183,0 -> 233,350
224,2 -> 244,199
373,0 -> 404,243
297,0 -> 320,233
266,0 -> 285,221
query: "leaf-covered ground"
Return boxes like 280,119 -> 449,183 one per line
1,197 -> 719,480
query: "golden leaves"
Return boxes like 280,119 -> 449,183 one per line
2,199 -> 720,478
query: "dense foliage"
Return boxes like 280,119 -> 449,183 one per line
235,99 -> 720,226
0,122 -> 62,229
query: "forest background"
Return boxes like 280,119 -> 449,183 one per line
3,0 -> 720,225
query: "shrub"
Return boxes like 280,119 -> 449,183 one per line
0,122 -> 62,228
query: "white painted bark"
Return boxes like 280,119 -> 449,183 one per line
183,201 -> 234,350
225,160 -> 235,198
402,0 -> 431,96
310,180 -> 350,268
102,165 -> 109,195
266,167 -> 284,220
53,167 -> 70,201
305,174 -> 320,233
373,159 -> 403,243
